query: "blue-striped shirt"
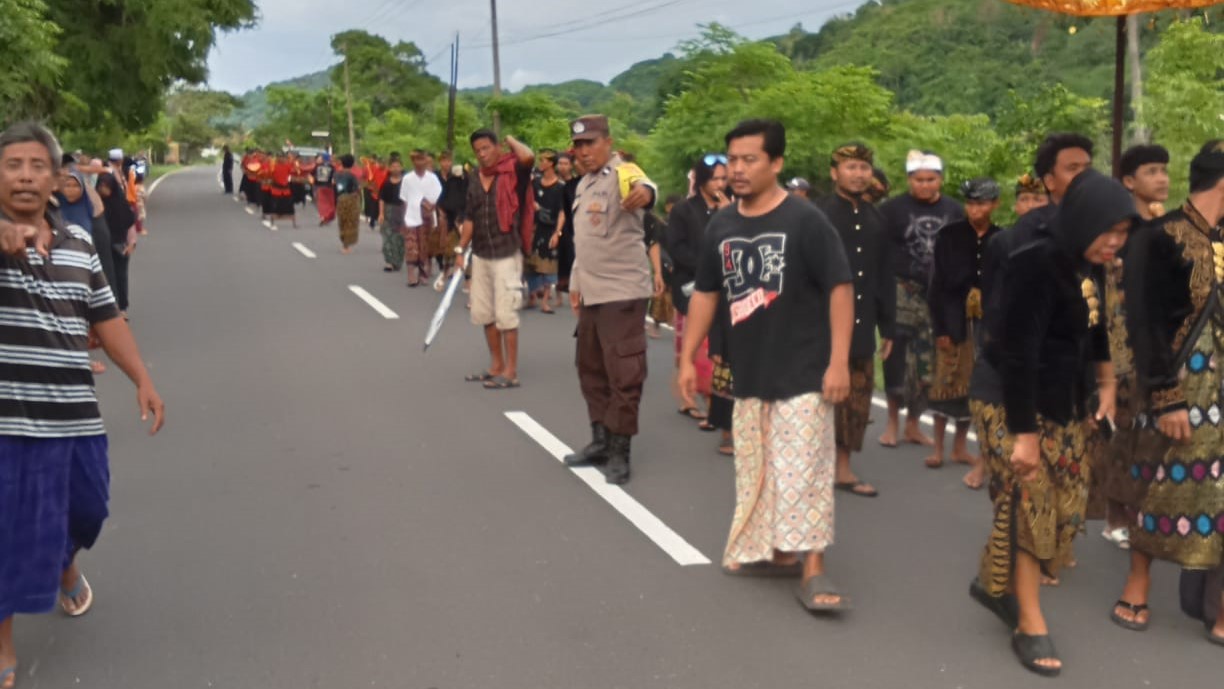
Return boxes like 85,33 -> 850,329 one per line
0,211 -> 120,437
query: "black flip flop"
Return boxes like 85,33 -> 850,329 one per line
1012,632 -> 1061,677
722,561 -> 802,578
464,371 -> 494,383
834,481 -> 879,498
1208,630 -> 1224,647
697,421 -> 718,432
795,574 -> 851,613
1110,600 -> 1150,632
969,578 -> 1019,630
677,407 -> 707,420
483,376 -> 521,390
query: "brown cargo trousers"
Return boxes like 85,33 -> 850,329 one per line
576,299 -> 649,437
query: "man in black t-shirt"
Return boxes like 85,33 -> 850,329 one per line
679,119 -> 854,613
878,150 -> 963,452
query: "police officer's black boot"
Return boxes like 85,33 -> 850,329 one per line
564,423 -> 609,466
604,434 -> 631,485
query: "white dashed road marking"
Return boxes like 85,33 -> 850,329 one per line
504,411 -> 712,567
348,286 -> 399,320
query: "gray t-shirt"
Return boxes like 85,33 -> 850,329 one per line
695,195 -> 852,401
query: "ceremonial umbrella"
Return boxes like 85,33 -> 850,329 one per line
1003,0 -> 1220,175
423,248 -> 471,351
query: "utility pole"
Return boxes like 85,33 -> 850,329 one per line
1126,14 -> 1148,145
446,33 -> 459,154
327,93 -> 335,155
342,42 -> 356,156
490,0 -> 502,137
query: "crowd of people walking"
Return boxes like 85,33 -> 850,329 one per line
233,117 -> 1224,678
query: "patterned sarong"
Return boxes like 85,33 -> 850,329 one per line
724,393 -> 835,566
930,332 -> 974,420
835,358 -> 875,452
973,402 -> 1092,596
896,278 -> 932,416
337,193 -> 361,248
1129,314 -> 1224,569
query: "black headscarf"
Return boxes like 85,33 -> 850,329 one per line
1051,169 -> 1138,267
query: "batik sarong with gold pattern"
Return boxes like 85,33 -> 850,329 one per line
973,401 -> 1093,597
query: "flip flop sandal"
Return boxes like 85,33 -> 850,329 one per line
795,574 -> 851,613
59,573 -> 93,617
718,444 -> 734,456
1110,600 -> 1150,632
925,457 -> 944,469
722,561 -> 803,578
1208,631 -> 1224,647
969,578 -> 1019,630
677,407 -> 707,420
483,376 -> 521,390
1012,632 -> 1061,677
834,481 -> 879,498
0,666 -> 15,689
464,371 -> 495,383
697,421 -> 718,432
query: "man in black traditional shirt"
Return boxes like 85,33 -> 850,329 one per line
928,178 -> 1002,488
814,143 -> 894,499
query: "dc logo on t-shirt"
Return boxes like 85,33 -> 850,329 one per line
720,233 -> 787,325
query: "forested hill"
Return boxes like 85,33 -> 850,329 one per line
226,71 -> 331,129
231,0 -> 1220,131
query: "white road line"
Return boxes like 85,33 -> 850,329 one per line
291,242 -> 317,259
505,411 -> 712,567
870,395 -> 979,443
347,285 -> 399,319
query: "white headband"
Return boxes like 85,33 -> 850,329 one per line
905,150 -> 943,174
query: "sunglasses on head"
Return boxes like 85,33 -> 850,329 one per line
703,153 -> 727,167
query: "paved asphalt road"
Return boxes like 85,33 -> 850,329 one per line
12,168 -> 1219,688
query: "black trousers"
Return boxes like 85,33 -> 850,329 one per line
111,249 -> 130,311
222,169 -> 234,194
576,299 -> 649,437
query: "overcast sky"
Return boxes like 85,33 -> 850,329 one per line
206,0 -> 868,95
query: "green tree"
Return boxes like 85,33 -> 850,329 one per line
157,88 -> 240,161
487,92 -> 573,152
1144,18 -> 1224,198
0,0 -> 66,124
46,0 -> 257,129
254,86 -> 367,155
329,30 -> 445,118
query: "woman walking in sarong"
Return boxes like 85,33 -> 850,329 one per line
334,155 -> 361,254
971,169 -> 1136,676
1110,141 -> 1224,646
378,155 -> 405,272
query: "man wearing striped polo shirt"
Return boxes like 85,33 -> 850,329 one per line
0,122 -> 165,688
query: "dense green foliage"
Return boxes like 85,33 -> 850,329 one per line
0,0 -> 66,122
3,0 -> 256,139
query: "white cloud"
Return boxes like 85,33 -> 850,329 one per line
207,0 -> 853,95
